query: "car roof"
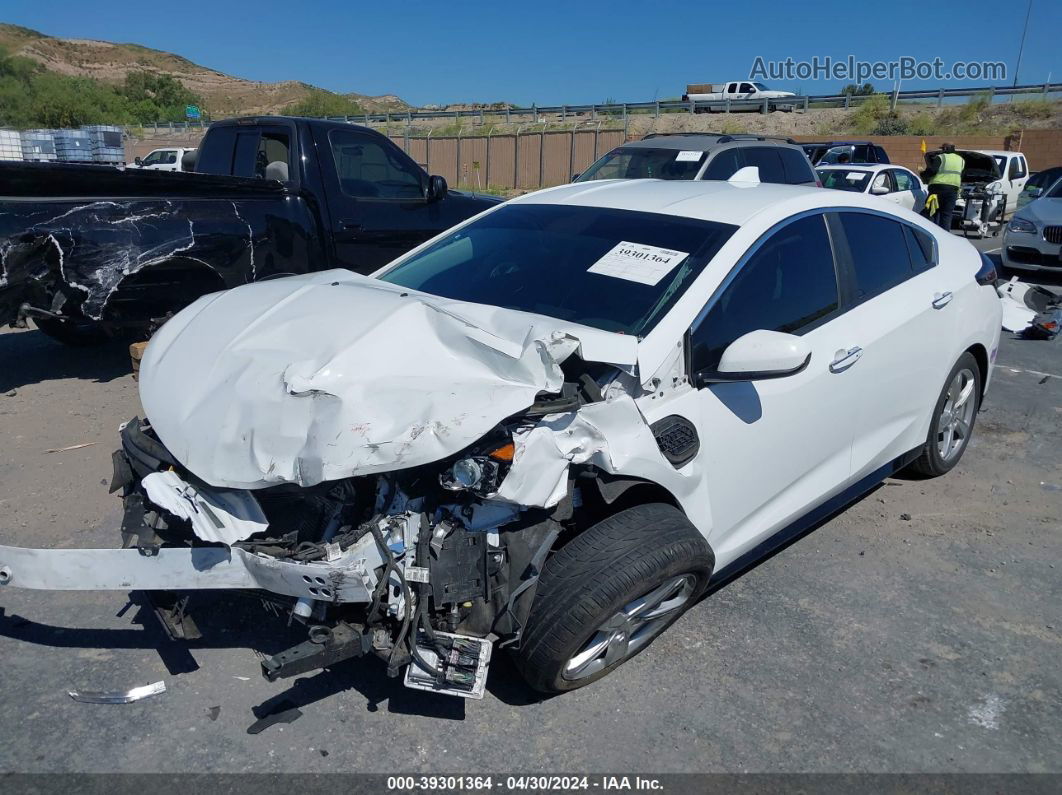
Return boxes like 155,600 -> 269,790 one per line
816,163 -> 899,173
509,178 -> 879,227
621,134 -> 800,151
972,149 -> 1013,157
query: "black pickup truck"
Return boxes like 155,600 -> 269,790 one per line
0,116 -> 500,344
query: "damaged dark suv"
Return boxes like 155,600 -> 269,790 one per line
0,178 -> 1000,697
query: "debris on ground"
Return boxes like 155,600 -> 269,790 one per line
44,442 -> 97,454
68,680 -> 166,704
997,278 -> 1062,339
206,705 -> 221,721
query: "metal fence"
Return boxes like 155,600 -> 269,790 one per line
384,128 -> 628,191
140,81 -> 1062,133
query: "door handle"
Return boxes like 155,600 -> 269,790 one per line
335,219 -> 363,241
932,291 -> 953,309
829,346 -> 863,373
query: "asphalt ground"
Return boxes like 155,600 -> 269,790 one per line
0,235 -> 1058,774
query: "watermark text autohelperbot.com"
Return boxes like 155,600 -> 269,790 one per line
751,56 -> 1006,83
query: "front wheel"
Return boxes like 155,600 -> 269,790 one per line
906,352 -> 982,478
513,503 -> 713,693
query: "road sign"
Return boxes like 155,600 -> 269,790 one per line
185,105 -> 201,120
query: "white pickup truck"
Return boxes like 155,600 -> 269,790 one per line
682,81 -> 797,112
132,147 -> 197,172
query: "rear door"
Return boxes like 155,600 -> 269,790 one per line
829,211 -> 957,477
890,168 -> 924,211
314,126 -> 465,273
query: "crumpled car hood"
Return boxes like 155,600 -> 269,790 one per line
139,269 -> 639,490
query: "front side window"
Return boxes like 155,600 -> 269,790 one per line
892,169 -> 914,191
379,204 -> 736,336
838,212 -> 916,300
577,148 -> 705,182
329,130 -> 424,199
141,151 -> 163,166
739,83 -> 755,93
690,214 -> 839,372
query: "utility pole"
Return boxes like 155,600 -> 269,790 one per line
1013,0 -> 1033,88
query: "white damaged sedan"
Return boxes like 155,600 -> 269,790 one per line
0,178 -> 1002,696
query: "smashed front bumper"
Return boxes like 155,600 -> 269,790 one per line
0,543 -> 376,602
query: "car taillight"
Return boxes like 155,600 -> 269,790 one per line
975,253 -> 997,286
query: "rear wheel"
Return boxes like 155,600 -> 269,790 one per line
513,503 -> 713,693
907,352 -> 982,478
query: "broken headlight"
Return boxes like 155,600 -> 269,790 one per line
439,440 -> 515,495
440,456 -> 499,494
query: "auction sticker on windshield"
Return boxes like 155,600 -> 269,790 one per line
587,241 -> 689,286
675,150 -> 703,162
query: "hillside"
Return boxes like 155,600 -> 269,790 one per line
0,22 -> 410,116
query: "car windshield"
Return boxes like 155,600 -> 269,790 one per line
576,147 -> 705,182
378,203 -> 737,336
818,169 -> 871,192
818,146 -> 859,165
993,156 -> 1007,174
752,82 -> 771,91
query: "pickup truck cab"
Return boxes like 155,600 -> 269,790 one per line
0,117 -> 499,344
682,82 -> 797,112
133,147 -> 196,172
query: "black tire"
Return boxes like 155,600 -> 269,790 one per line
513,503 -> 714,693
33,316 -> 111,347
906,352 -> 982,478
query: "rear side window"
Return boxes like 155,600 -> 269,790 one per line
741,148 -> 786,183
778,148 -> 815,184
195,127 -> 237,175
703,147 -> 786,183
838,212 -> 916,299
892,169 -> 913,191
691,214 -> 838,371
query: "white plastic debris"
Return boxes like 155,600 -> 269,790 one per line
68,681 -> 166,704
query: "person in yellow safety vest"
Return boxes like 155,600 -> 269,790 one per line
924,143 -> 964,230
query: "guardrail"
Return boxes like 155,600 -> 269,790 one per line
142,81 -> 1062,132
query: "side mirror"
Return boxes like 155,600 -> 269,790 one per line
870,183 -> 889,195
1027,186 -> 1042,197
696,330 -> 811,385
426,174 -> 448,202
134,156 -> 142,166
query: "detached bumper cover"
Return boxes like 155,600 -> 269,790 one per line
0,543 -> 376,602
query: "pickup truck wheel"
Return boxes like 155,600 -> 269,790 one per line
33,317 -> 111,347
906,352 -> 981,478
513,503 -> 713,693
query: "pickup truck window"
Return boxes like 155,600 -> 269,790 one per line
329,129 -> 424,199
739,83 -> 755,93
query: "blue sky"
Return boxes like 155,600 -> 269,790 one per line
3,0 -> 1058,106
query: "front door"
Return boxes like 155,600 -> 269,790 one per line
313,126 -> 450,274
689,212 -> 861,568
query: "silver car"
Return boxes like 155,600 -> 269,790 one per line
1002,176 -> 1062,274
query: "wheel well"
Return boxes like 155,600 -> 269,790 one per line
562,475 -> 686,550
103,260 -> 226,324
966,343 -> 989,398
